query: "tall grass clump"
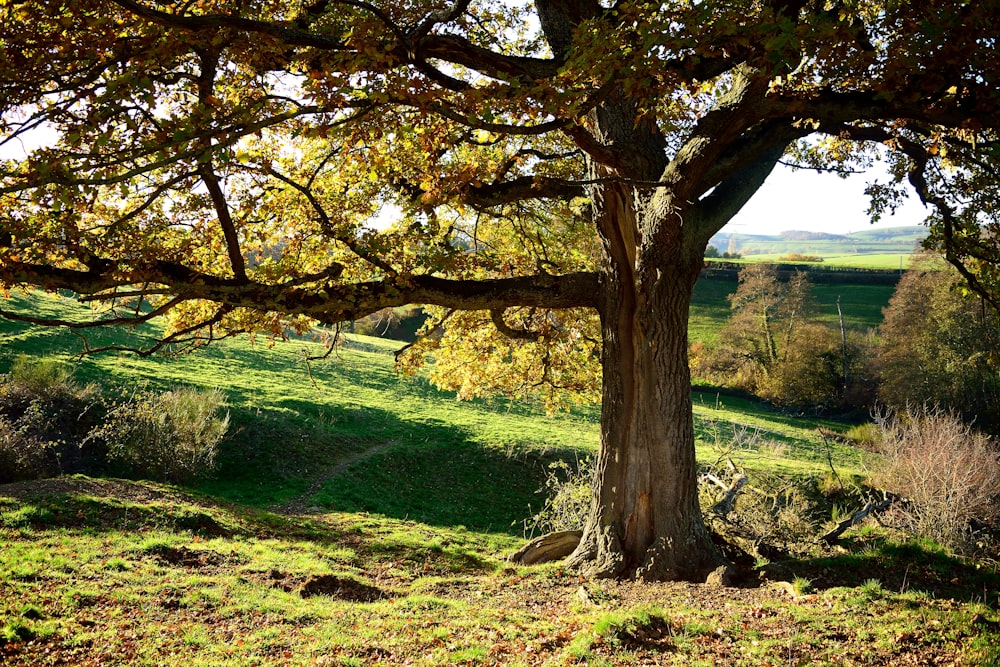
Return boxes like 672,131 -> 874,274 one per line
0,356 -> 106,482
89,387 -> 230,485
870,407 -> 1000,551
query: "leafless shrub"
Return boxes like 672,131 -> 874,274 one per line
870,407 -> 1000,551
523,455 -> 594,538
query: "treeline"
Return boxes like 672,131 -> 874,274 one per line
701,262 -> 904,285
692,255 -> 1000,433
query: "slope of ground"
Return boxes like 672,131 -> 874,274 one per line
2,290 -> 997,665
2,478 -> 999,666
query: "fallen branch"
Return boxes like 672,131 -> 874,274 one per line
714,475 -> 749,517
701,466 -> 749,518
820,493 -> 898,545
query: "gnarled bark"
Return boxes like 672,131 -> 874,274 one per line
565,181 -> 727,580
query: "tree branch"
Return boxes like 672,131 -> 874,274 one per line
0,259 -> 600,327
490,308 -> 543,341
690,143 -> 791,244
464,175 -> 585,208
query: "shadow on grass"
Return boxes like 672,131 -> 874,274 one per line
791,534 -> 1000,605
307,438 -> 562,534
195,400 -> 571,535
0,486 -> 518,584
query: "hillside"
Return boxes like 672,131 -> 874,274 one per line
710,225 -> 927,257
1,293 -> 998,666
2,291 -> 1000,665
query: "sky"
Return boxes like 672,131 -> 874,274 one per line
724,163 -> 930,236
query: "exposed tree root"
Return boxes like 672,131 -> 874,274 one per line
508,530 -> 583,565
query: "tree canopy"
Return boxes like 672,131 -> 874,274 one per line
2,0 -> 999,581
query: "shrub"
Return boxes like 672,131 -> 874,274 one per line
845,422 -> 881,450
0,357 -> 106,482
877,255 -> 1000,434
780,253 -> 823,262
0,414 -> 49,482
758,322 -> 840,409
89,387 -> 229,485
524,456 -> 594,537
8,355 -> 74,392
870,407 -> 1000,551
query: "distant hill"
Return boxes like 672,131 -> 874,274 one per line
710,225 -> 927,257
778,230 -> 848,241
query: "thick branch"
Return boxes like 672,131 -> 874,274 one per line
110,0 -> 354,50
689,143 -> 790,245
0,260 -> 600,325
772,88 -> 1000,133
111,0 -> 561,86
464,175 -> 585,208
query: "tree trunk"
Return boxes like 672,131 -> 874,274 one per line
566,184 -> 726,581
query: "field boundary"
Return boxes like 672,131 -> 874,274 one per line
701,262 -> 904,285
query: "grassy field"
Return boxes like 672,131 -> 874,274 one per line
710,226 -> 927,259
2,288 -> 1000,665
689,275 -> 895,345
742,253 -> 913,270
3,478 -> 999,666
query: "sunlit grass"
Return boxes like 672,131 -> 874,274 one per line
2,285 -> 998,665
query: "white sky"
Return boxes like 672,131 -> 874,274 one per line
724,163 -> 930,236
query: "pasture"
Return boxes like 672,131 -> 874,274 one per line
2,281 -> 999,666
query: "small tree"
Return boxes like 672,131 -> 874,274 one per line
758,321 -> 841,408
703,264 -> 846,407
878,255 -> 1000,433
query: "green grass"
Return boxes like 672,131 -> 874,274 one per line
690,275 -> 894,344
691,390 -> 864,477
2,482 -> 997,666
0,289 -> 864,521
814,253 -> 914,270
0,291 -> 599,529
712,226 -> 927,259
2,288 -> 999,665
744,253 -> 914,269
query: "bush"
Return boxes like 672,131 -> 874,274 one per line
870,407 -> 1000,551
877,255 -> 1000,434
524,456 -> 594,537
758,323 -> 840,409
88,387 -> 229,485
0,414 -> 49,482
8,355 -> 74,392
0,357 -> 106,482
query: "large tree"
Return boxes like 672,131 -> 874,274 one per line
1,0 -> 998,581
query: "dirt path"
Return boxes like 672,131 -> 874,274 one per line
273,440 -> 399,515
